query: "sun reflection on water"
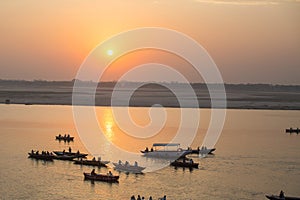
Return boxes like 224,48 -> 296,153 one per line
100,108 -> 115,142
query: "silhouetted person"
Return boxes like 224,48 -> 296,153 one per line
145,147 -> 149,152
68,147 -> 72,153
150,147 -> 153,152
137,195 -> 141,200
91,169 -> 96,176
131,195 -> 136,200
149,196 -> 152,200
279,190 -> 284,198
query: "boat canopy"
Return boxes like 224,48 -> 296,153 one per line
153,143 -> 180,147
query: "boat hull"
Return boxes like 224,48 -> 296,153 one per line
83,173 -> 119,183
170,161 -> 199,168
53,155 -> 77,161
55,136 -> 74,141
112,163 -> 145,174
141,150 -> 190,159
74,160 -> 108,167
190,148 -> 216,155
53,151 -> 88,158
266,195 -> 300,200
285,128 -> 300,134
28,153 -> 54,161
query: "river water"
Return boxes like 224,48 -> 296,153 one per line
0,104 -> 299,200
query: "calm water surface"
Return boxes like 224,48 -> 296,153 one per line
0,104 -> 299,200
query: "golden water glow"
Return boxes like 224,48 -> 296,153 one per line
99,108 -> 115,142
96,107 -> 184,152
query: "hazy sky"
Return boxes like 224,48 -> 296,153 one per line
0,0 -> 299,84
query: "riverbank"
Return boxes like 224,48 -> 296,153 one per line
1,80 -> 300,110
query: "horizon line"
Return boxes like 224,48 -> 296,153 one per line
0,78 -> 300,87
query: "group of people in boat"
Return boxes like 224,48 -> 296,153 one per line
144,147 -> 154,152
61,148 -> 80,155
31,150 -> 53,156
131,195 -> 166,200
117,160 -> 139,167
90,169 -> 113,176
58,134 -> 72,138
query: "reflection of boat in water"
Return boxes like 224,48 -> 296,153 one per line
266,195 -> 300,200
170,159 -> 199,169
74,158 -> 109,167
141,143 -> 191,159
28,152 -> 54,161
113,160 -> 145,174
83,172 -> 119,183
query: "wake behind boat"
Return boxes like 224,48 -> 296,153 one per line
113,160 -> 145,174
141,143 -> 191,159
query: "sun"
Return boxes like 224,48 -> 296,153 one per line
107,49 -> 113,56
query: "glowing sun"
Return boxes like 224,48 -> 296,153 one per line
107,49 -> 113,56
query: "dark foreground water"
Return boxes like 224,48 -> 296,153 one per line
0,105 -> 299,200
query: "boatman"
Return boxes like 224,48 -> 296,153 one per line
279,190 -> 285,198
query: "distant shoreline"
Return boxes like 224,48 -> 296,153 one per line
1,79 -> 300,110
1,102 -> 300,111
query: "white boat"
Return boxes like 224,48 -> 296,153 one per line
140,143 -> 191,159
113,161 -> 145,174
198,146 -> 215,155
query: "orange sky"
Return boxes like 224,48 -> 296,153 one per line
0,0 -> 299,84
